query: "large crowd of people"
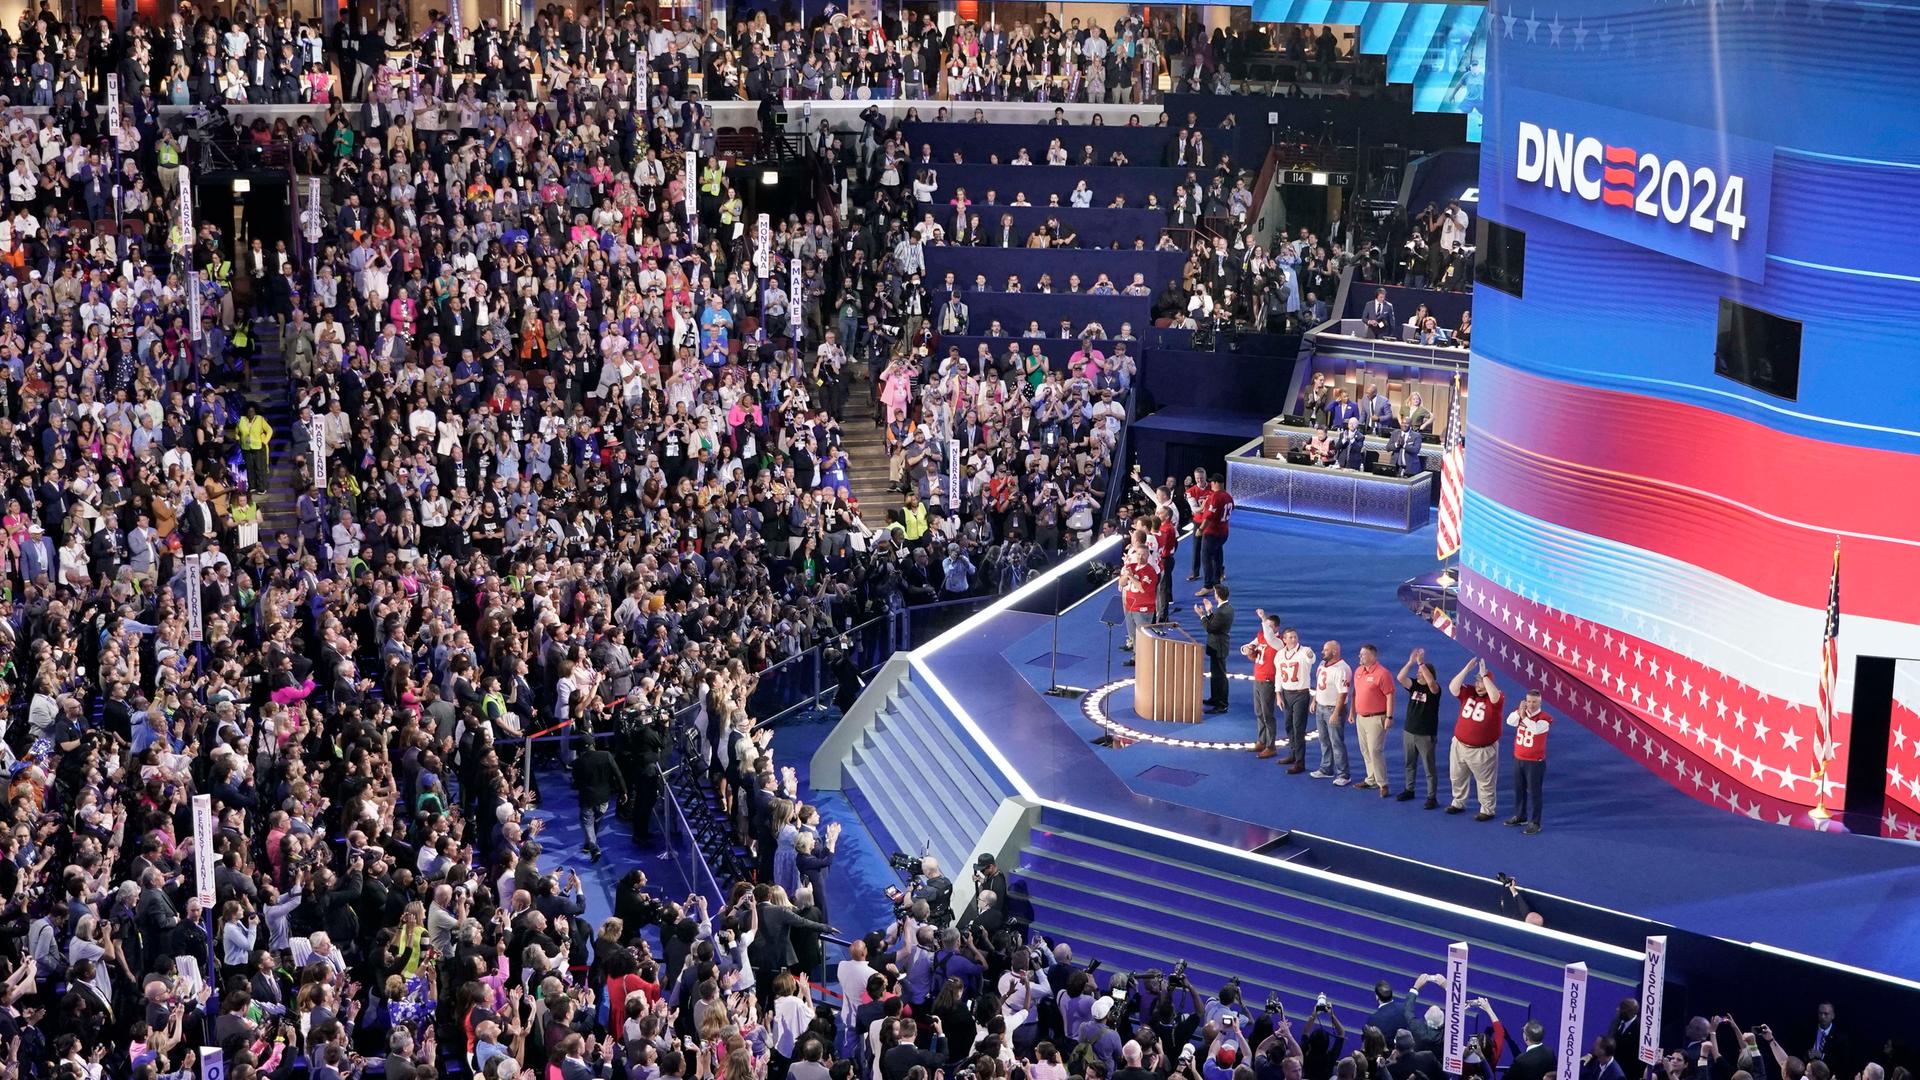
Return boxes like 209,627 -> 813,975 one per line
0,7 -> 1243,1080
0,11 -> 1896,1080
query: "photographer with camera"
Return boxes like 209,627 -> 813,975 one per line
1205,978 -> 1255,1032
1250,1006 -> 1308,1080
1294,992 -> 1350,1080
915,856 -> 957,925
1125,963 -> 1205,1064
616,677 -> 673,845
1495,873 -> 1543,926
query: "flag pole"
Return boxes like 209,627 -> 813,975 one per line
1808,537 -> 1841,823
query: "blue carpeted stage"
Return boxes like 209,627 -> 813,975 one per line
916,514 -> 1920,980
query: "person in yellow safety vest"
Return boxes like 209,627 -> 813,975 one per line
156,132 -> 182,196
899,492 -> 928,545
237,402 -> 274,491
701,161 -> 725,198
719,187 -> 742,230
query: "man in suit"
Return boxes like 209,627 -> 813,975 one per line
747,894 -> 833,996
1204,236 -> 1239,293
1387,1030 -> 1443,1080
1579,1036 -> 1627,1080
1364,288 -> 1397,338
571,735 -> 626,863
134,867 -> 179,960
881,1017 -> 948,1080
1390,428 -> 1424,476
557,1034 -> 616,1080
1806,1002 -> 1851,1080
1507,1021 -> 1556,1080
1198,585 -> 1235,714
592,627 -> 636,703
1303,291 -> 1330,325
1335,417 -> 1370,471
1364,980 -> 1407,1037
1365,385 -> 1396,432
1605,999 -> 1641,1062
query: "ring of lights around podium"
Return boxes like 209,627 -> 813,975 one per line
1083,673 -> 1318,751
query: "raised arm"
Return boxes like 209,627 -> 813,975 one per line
1397,648 -> 1425,690
1449,658 -> 1477,696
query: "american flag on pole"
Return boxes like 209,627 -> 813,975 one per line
1814,539 -> 1841,783
1436,374 -> 1466,561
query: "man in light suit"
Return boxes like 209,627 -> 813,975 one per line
18,523 -> 56,582
127,512 -> 158,582
1363,287 -> 1397,338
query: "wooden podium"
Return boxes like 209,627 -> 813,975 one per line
1134,623 -> 1204,723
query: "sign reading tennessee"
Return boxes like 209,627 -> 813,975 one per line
1497,88 -> 1774,282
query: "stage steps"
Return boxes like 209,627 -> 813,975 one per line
1016,806 -> 1637,1032
841,673 -> 1017,888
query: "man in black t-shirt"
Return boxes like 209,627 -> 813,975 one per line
1396,648 -> 1443,808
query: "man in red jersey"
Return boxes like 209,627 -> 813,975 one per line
1195,473 -> 1233,594
1241,610 -> 1282,757
1444,657 -> 1504,821
1119,542 -> 1159,667
1154,509 -> 1178,622
1505,689 -> 1552,834
1183,467 -> 1209,582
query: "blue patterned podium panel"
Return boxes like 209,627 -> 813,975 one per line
1227,444 -> 1433,533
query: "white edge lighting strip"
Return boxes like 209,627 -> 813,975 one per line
918,532 -> 1127,659
1743,942 -> 1920,992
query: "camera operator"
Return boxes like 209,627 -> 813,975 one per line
617,676 -> 672,844
1129,964 -> 1205,1061
1205,978 -> 1255,1031
1296,993 -> 1350,1080
1252,1015 -> 1306,1080
893,916 -> 941,1012
1070,994 -> 1126,1077
973,854 -> 1010,913
930,926 -> 989,999
1495,873 -> 1542,926
913,856 -> 955,926
998,944 -> 1051,1057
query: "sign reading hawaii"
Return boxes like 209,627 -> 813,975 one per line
1496,88 -> 1775,281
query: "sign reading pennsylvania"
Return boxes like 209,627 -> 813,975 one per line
1494,87 -> 1774,281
